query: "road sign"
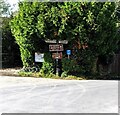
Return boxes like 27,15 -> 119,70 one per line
58,40 -> 68,44
66,50 -> 71,55
52,52 -> 62,59
35,52 -> 44,62
45,39 -> 57,43
49,44 -> 63,51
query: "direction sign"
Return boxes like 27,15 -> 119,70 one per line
45,39 -> 68,44
58,40 -> 68,44
66,50 -> 71,55
52,52 -> 62,59
49,44 -> 63,51
45,39 -> 57,43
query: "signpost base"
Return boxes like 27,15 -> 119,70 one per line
55,58 -> 62,76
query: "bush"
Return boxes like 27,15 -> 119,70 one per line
18,71 -> 33,77
40,62 -> 53,75
62,58 -> 85,75
62,58 -> 78,73
61,71 -> 68,78
21,64 -> 41,72
65,75 -> 84,80
20,46 -> 34,67
11,2 -> 119,75
40,52 -> 54,77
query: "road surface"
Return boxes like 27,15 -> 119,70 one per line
0,76 -> 118,113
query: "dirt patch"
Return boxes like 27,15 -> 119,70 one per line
0,67 -> 22,76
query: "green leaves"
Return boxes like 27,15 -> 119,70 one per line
10,1 -> 119,75
10,2 -> 37,66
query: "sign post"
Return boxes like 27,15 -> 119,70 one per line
66,50 -> 71,59
49,44 -> 63,76
45,40 -> 68,76
49,44 -> 63,52
52,52 -> 62,59
56,56 -> 59,76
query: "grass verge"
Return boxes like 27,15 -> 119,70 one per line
18,71 -> 86,80
18,71 -> 120,80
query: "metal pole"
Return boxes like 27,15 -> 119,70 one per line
56,58 -> 59,76
68,55 -> 70,59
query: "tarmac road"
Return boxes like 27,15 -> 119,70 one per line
0,76 -> 118,113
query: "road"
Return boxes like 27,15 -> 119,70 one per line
0,76 -> 118,113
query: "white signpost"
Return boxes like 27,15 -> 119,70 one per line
58,40 -> 68,44
45,39 -> 68,44
45,39 -> 57,43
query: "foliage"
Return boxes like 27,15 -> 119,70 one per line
40,52 -> 54,76
64,75 -> 84,80
44,52 -> 53,63
21,64 -> 41,72
1,16 -> 22,68
62,58 -> 80,74
10,2 -> 37,67
11,2 -> 119,74
115,1 -> 120,20
70,49 -> 97,74
40,62 -> 53,75
18,71 -> 33,77
62,50 -> 96,75
115,2 -> 120,53
18,71 -> 42,77
61,71 -> 68,78
2,17 -> 14,52
18,71 -> 86,80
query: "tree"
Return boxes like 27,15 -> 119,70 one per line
1,15 -> 22,68
11,2 -> 119,74
115,1 -> 120,54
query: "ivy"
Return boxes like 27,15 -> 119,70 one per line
10,2 -> 119,75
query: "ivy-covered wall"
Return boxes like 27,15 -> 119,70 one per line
10,2 -> 119,75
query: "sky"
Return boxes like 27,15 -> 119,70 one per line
6,0 -> 18,5
6,0 -> 19,12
